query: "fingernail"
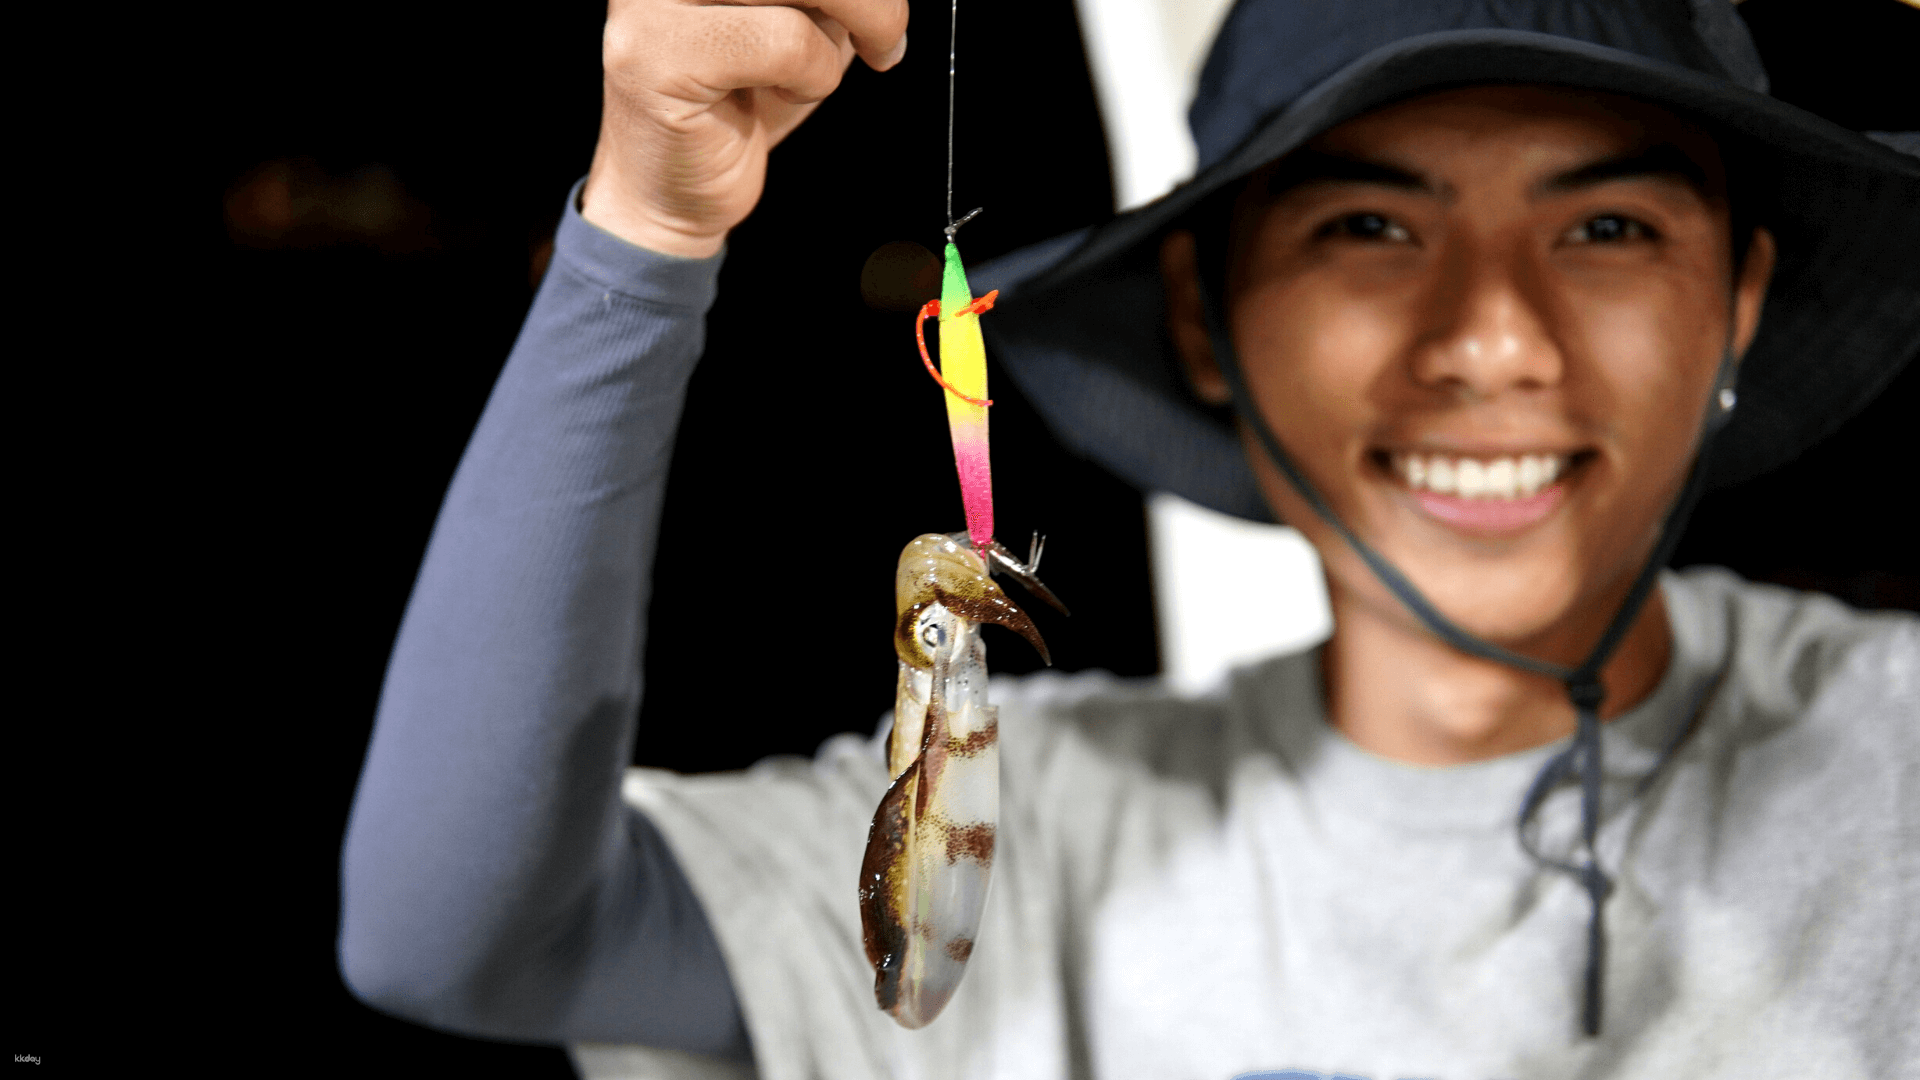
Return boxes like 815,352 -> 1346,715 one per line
879,31 -> 907,70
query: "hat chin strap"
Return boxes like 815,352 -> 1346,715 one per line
1196,276 -> 1736,1038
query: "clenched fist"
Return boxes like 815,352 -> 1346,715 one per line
581,0 -> 911,257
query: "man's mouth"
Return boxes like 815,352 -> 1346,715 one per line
1382,451 -> 1590,534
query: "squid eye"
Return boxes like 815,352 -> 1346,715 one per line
920,619 -> 948,650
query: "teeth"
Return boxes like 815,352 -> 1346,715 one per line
1396,452 -> 1569,499
1517,455 -> 1543,495
1456,459 -> 1486,498
1485,458 -> 1516,498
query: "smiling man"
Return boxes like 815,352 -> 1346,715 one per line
340,0 -> 1920,1076
1159,88 -> 1775,765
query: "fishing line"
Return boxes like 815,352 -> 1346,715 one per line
943,0 -> 981,239
945,0 -> 958,233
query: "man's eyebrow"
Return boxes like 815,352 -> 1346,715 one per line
1264,151 -> 1435,197
1542,144 -> 1709,195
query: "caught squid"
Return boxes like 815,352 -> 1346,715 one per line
859,533 -> 1060,1027
858,239 -> 1066,1027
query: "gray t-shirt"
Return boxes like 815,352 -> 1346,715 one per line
604,568 -> 1917,1080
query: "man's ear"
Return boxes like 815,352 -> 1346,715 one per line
1160,229 -> 1232,405
1731,227 -> 1776,361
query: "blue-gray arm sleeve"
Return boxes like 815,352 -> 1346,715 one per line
338,184 -> 749,1056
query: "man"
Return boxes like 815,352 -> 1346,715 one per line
340,0 -> 1920,1076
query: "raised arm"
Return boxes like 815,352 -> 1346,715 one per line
339,195 -> 748,1050
338,0 -> 908,1052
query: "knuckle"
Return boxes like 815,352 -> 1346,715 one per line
759,9 -> 835,77
600,0 -> 665,64
602,23 -> 641,71
603,3 -> 681,79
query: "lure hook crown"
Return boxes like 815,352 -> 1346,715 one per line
974,531 -> 1070,617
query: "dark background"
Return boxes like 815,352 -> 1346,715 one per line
38,0 -> 1912,1074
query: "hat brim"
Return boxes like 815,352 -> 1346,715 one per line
973,29 -> 1920,521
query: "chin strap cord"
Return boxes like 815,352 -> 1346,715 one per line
1195,266 -> 1735,1037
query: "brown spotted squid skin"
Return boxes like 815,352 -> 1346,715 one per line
858,534 -> 1047,1029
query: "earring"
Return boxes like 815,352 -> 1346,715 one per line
1711,352 -> 1739,420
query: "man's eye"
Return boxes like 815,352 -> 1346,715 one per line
1321,213 -> 1412,243
1567,214 -> 1656,243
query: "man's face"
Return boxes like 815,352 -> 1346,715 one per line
1167,86 -> 1774,652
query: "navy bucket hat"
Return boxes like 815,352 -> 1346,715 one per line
973,0 -> 1920,523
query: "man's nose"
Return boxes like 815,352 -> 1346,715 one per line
1409,249 -> 1563,400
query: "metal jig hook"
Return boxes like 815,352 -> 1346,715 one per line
972,531 -> 1070,616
